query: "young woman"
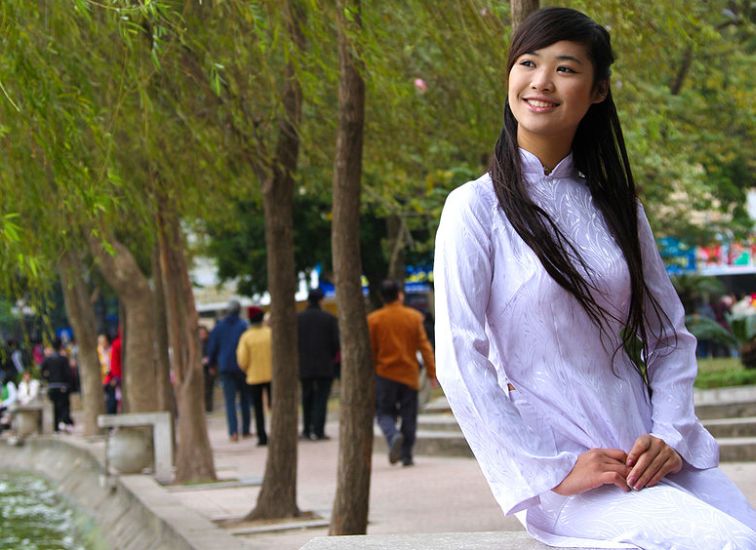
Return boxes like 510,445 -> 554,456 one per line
434,7 -> 756,549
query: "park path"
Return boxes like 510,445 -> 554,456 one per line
170,409 -> 516,549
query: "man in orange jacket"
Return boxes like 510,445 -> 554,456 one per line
368,280 -> 436,467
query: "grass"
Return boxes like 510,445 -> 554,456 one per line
695,357 -> 756,389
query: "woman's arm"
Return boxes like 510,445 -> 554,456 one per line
434,180 -> 579,515
635,204 -> 719,470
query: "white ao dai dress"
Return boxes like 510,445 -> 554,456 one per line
434,149 -> 756,549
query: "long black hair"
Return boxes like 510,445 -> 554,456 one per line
489,7 -> 672,385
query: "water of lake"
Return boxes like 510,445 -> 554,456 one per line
0,471 -> 101,550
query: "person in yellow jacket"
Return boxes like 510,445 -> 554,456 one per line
236,306 -> 272,446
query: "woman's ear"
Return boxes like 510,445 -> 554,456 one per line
592,80 -> 609,104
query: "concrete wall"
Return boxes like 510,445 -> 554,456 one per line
0,438 -> 238,550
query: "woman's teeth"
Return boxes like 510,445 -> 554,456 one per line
527,100 -> 557,108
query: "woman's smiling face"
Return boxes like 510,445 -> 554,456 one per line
508,40 -> 606,150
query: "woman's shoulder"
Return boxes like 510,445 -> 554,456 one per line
442,173 -> 498,219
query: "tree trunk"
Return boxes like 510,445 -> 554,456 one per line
152,244 -> 178,417
156,196 -> 217,483
386,215 -> 406,283
247,0 -> 303,521
88,234 -> 158,413
329,0 -> 374,535
58,249 -> 104,436
511,0 -> 539,30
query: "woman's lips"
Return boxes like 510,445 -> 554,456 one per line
523,98 -> 559,112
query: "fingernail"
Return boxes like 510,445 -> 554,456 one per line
627,476 -> 636,487
626,458 -> 635,467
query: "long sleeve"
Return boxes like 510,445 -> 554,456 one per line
434,183 -> 578,515
637,204 -> 719,469
236,334 -> 250,373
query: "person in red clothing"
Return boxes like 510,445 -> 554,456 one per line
105,329 -> 122,414
368,279 -> 436,467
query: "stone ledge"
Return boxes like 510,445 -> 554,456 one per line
300,531 -> 577,549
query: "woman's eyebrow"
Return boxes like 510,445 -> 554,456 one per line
556,55 -> 583,64
523,51 -> 584,64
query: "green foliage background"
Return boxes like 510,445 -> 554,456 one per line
0,0 -> 753,303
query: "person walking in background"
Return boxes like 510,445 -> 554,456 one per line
31,341 -> 45,369
96,334 -> 111,387
105,329 -> 122,414
41,338 -> 74,433
65,335 -> 81,396
199,325 -> 217,413
208,299 -> 250,442
9,339 -> 26,375
298,288 -> 339,441
236,306 -> 271,446
1,340 -> 21,382
368,280 -> 436,467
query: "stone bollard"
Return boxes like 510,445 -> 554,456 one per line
14,410 -> 39,437
106,427 -> 154,474
10,405 -> 44,439
97,412 -> 173,483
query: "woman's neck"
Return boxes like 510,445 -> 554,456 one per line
517,131 -> 573,174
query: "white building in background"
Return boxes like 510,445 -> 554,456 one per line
748,190 -> 756,222
191,255 -> 317,321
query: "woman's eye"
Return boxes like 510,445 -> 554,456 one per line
557,66 -> 576,74
519,60 -> 535,68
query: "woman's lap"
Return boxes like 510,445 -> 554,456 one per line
533,467 -> 756,549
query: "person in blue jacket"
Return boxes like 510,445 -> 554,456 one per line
207,300 -> 250,441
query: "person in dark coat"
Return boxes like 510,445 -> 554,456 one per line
41,337 -> 74,433
207,300 -> 250,441
298,289 -> 340,440
199,325 -> 216,412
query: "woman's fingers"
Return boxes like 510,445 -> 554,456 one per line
630,450 -> 667,490
553,448 -> 630,496
600,448 -> 629,463
626,435 -> 683,490
625,434 -> 651,467
645,450 -> 683,488
556,440 -> 682,496
601,470 -> 631,492
626,445 -> 658,487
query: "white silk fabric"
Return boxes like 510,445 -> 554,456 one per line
434,149 -> 756,548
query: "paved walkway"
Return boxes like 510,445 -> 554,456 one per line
172,410 -> 514,548
171,391 -> 756,550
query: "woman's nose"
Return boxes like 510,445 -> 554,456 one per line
530,69 -> 554,92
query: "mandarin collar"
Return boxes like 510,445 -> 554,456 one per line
518,148 -> 579,180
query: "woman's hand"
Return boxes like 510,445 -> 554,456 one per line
553,448 -> 631,496
625,434 -> 682,491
